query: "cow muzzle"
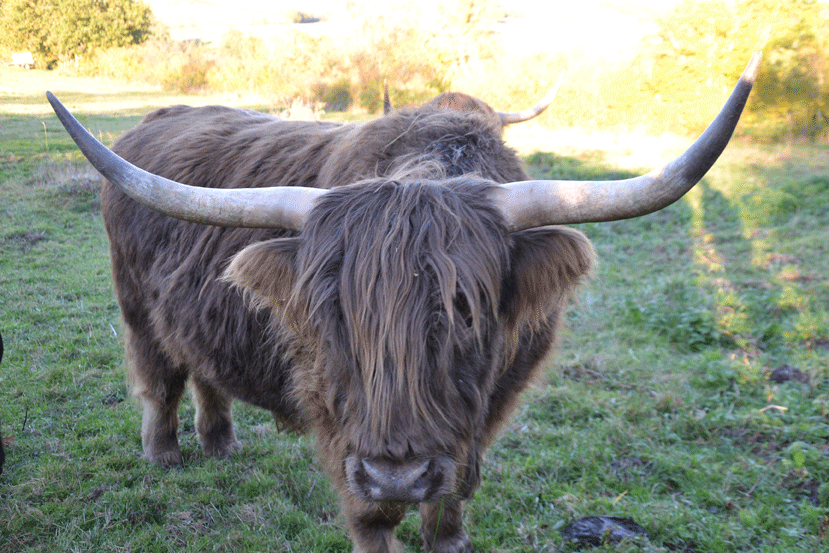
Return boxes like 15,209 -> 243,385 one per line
345,455 -> 456,503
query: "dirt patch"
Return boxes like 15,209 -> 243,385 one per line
7,230 -> 46,251
783,472 -> 821,506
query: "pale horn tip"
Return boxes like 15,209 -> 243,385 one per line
742,51 -> 763,84
538,67 -> 567,106
46,91 -> 59,108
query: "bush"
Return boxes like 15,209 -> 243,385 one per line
163,58 -> 215,93
59,0 -> 829,142
643,0 -> 829,140
317,78 -> 352,111
77,39 -> 214,93
0,0 -> 153,68
73,17 -> 456,110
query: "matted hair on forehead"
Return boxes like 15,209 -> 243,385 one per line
291,176 -> 510,446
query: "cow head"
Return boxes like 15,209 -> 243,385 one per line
222,176 -> 594,506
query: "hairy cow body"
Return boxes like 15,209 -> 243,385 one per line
103,103 -> 592,551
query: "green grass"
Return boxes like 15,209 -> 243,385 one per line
1,71 -> 828,552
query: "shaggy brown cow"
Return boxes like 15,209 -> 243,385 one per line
49,53 -> 760,553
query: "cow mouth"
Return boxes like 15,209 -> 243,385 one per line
344,454 -> 458,503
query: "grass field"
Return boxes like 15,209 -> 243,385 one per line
1,65 -> 828,552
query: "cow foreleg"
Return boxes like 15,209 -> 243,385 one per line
125,326 -> 187,467
140,391 -> 185,467
420,497 -> 471,553
191,375 -> 242,458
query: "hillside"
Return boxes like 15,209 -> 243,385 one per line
146,0 -> 679,64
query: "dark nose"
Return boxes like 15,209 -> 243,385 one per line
345,455 -> 455,502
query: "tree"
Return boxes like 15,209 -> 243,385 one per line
342,0 -> 504,111
0,0 -> 153,68
643,0 -> 829,140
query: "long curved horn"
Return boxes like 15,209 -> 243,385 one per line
498,68 -> 566,125
46,92 -> 324,230
492,52 -> 762,232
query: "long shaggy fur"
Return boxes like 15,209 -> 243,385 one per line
292,178 -> 509,457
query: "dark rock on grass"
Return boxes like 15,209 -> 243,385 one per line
769,365 -> 809,384
562,516 -> 648,547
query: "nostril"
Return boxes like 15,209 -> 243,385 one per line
361,458 -> 385,483
409,459 -> 431,481
414,458 -> 435,484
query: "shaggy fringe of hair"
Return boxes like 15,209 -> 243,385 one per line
290,178 -> 509,452
223,175 -> 596,454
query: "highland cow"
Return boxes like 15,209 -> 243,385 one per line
49,52 -> 760,553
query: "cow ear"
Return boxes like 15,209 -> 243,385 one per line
223,238 -> 299,314
502,227 -> 595,333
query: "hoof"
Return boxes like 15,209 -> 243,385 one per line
202,438 -> 242,458
427,531 -> 472,553
146,448 -> 183,468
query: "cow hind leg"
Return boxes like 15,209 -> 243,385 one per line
125,326 -> 187,467
190,375 -> 242,458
